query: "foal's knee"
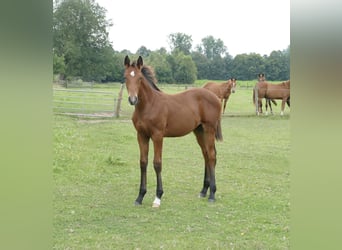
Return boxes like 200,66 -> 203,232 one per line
140,160 -> 148,169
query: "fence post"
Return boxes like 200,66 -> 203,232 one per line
115,84 -> 124,118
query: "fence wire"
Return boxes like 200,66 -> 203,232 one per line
53,88 -> 117,117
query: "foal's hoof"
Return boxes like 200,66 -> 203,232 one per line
198,193 -> 206,198
152,202 -> 160,208
208,198 -> 216,203
134,201 -> 142,206
152,197 -> 161,208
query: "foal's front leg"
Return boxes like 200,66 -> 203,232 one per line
135,133 -> 149,205
152,137 -> 164,208
257,99 -> 263,115
222,98 -> 228,114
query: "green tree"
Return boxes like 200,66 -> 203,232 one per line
265,50 -> 290,80
223,53 -> 234,79
191,51 -> 210,80
198,36 -> 227,60
231,53 -> 265,80
96,48 -> 125,83
279,46 -> 290,80
168,33 -> 193,55
136,46 -> 151,58
247,53 -> 265,79
231,54 -> 247,80
207,57 -> 226,80
53,51 -> 66,78
146,52 -> 173,83
193,36 -> 230,80
172,53 -> 197,84
53,0 -> 112,81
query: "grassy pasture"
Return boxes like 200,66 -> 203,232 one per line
53,82 -> 290,249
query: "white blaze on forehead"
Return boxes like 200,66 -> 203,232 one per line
130,71 -> 135,77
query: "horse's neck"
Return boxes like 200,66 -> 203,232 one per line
257,82 -> 267,90
137,79 -> 159,108
220,84 -> 230,97
223,82 -> 231,89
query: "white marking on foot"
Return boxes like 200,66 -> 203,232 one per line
152,197 -> 161,208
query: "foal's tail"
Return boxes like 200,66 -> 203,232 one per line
271,99 -> 277,106
215,119 -> 223,141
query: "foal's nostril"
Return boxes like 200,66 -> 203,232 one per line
128,96 -> 138,105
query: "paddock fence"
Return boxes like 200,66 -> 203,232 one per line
52,84 -> 290,118
53,84 -> 125,118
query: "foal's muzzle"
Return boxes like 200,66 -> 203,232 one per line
128,96 -> 138,105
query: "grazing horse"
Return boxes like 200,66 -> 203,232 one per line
124,55 -> 223,207
253,80 -> 290,115
203,78 -> 237,114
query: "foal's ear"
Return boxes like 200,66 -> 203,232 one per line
137,56 -> 143,69
124,55 -> 130,67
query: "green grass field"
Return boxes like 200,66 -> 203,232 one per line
53,83 -> 290,249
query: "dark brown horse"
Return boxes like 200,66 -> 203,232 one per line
203,78 -> 237,114
124,56 -> 223,207
253,80 -> 290,115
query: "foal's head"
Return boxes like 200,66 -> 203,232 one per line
229,78 -> 237,93
124,55 -> 144,105
258,73 -> 265,82
124,55 -> 160,105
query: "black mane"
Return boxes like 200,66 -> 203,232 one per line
141,65 -> 161,92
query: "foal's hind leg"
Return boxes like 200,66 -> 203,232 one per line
258,99 -> 263,115
194,127 -> 210,198
206,138 -> 217,202
194,126 -> 217,202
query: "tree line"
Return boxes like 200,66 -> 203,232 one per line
53,0 -> 290,84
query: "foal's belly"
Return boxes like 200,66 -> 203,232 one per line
133,112 -> 198,138
164,120 -> 197,137
164,109 -> 199,137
